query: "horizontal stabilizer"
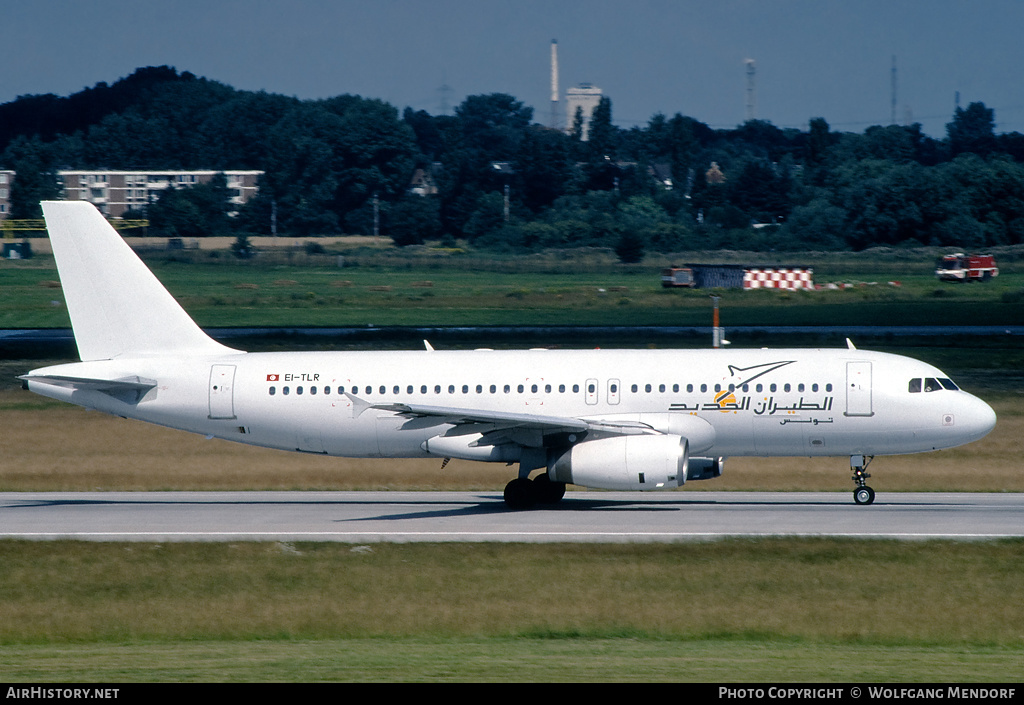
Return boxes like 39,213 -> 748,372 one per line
19,374 -> 157,404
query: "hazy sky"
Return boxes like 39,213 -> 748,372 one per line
3,0 -> 1023,137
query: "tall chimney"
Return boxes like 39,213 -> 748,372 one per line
551,40 -> 559,129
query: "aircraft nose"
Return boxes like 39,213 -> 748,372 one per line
960,394 -> 997,442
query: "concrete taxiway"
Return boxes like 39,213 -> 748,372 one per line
1,491 -> 1021,542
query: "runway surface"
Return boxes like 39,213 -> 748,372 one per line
1,491 -> 1022,542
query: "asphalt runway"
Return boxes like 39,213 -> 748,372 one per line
1,491 -> 1022,542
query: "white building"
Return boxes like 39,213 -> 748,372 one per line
58,170 -> 263,218
0,170 -> 14,220
566,84 -> 603,141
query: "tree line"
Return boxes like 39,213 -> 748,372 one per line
4,66 -> 1024,257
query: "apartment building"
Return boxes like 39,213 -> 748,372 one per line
0,171 -> 14,220
58,170 -> 263,217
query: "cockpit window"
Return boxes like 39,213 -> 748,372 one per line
910,377 -> 960,393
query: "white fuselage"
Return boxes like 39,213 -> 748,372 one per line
26,346 -> 997,462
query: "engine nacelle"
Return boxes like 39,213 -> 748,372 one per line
549,435 -> 689,491
686,456 -> 725,481
422,433 -> 521,463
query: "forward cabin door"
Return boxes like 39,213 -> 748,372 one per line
209,364 -> 237,419
845,361 -> 873,417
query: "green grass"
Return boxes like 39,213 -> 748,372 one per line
0,540 -> 1022,682
2,255 -> 1023,328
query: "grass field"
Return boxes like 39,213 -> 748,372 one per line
0,540 -> 1022,682
2,252 -> 1023,328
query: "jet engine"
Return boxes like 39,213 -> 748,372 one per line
549,434 -> 689,491
686,456 -> 725,481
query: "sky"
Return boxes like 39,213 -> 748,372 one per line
2,0 -> 1023,138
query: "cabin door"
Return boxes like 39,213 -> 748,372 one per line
845,361 -> 873,417
209,364 -> 237,419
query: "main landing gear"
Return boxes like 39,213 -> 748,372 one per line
503,474 -> 567,509
850,454 -> 876,505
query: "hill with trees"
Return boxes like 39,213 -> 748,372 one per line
4,66 -> 1024,256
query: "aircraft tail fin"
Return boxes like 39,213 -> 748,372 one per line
41,201 -> 237,361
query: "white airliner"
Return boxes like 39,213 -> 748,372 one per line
22,202 -> 997,507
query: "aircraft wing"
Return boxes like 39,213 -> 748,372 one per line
348,394 -> 658,436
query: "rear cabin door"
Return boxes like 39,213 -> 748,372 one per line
209,364 -> 237,419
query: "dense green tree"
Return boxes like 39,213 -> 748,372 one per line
4,136 -> 60,218
947,102 -> 997,158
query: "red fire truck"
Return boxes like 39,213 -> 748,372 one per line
935,253 -> 999,282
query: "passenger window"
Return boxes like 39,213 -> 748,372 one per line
476,385 -> 482,394
631,384 -> 638,393
517,384 -> 524,393
531,384 -> 538,393
572,384 -> 580,393
812,383 -> 818,392
490,385 -> 497,394
283,386 -> 290,395
558,384 -> 565,393
700,384 -> 707,393
659,384 -> 666,393
784,384 -> 791,393
673,384 -> 679,393
338,386 -> 345,394
798,383 -> 805,392
770,384 -> 777,392
545,384 -> 551,393
434,385 -> 441,394
407,385 -> 414,394
645,384 -> 652,393
269,386 -> 276,396
380,386 -> 386,395
687,384 -> 694,393
297,386 -> 304,395
756,384 -> 763,393
909,378 -> 922,393
310,386 -> 317,396
826,384 -> 833,392
504,384 -> 511,393
421,385 -> 427,394
448,385 -> 455,394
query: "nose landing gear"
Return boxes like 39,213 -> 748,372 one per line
851,455 -> 875,505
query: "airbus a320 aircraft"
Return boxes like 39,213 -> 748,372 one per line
22,202 -> 997,508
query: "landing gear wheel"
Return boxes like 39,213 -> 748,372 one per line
850,455 -> 876,506
853,486 -> 876,505
503,478 -> 536,509
532,474 -> 566,504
